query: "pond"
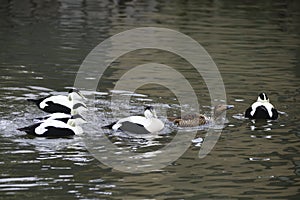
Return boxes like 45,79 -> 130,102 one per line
0,0 -> 300,199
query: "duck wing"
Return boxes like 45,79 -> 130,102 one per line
17,123 -> 41,135
118,121 -> 150,134
181,113 -> 200,120
43,101 -> 71,114
102,121 -> 117,129
42,126 -> 75,137
109,116 -> 152,134
245,107 -> 252,118
271,108 -> 278,120
169,113 -> 206,127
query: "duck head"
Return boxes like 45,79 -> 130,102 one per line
68,88 -> 85,101
144,106 -> 157,119
67,119 -> 84,135
257,92 -> 270,103
213,104 -> 234,119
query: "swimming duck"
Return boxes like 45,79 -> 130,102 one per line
102,106 -> 164,134
27,88 -> 86,114
17,118 -> 83,137
168,104 -> 234,127
245,92 -> 278,120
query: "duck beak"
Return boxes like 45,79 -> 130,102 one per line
73,102 -> 87,109
226,105 -> 234,110
152,110 -> 158,118
71,114 -> 86,121
77,91 -> 86,100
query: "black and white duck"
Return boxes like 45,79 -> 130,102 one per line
17,118 -> 84,137
27,88 -> 86,114
102,106 -> 164,134
245,92 -> 278,120
168,104 -> 234,127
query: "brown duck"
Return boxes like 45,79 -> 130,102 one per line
168,104 -> 234,127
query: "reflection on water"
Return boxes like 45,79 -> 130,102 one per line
1,0 -> 300,199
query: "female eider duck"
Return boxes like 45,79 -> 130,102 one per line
27,88 -> 86,114
168,104 -> 234,127
102,106 -> 164,134
17,118 -> 83,137
245,92 -> 278,120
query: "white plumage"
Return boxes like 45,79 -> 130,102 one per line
245,92 -> 278,120
18,118 -> 83,137
27,89 -> 86,114
19,88 -> 87,137
103,106 -> 164,134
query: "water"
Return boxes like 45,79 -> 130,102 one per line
1,0 -> 300,199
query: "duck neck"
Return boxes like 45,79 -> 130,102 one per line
144,110 -> 156,119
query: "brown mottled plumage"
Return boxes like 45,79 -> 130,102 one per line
170,114 -> 207,127
168,104 -> 234,127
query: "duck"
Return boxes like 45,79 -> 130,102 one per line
245,92 -> 278,120
168,104 -> 234,127
102,106 -> 164,134
17,118 -> 83,137
27,88 -> 86,114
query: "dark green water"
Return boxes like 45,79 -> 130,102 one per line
1,0 -> 300,199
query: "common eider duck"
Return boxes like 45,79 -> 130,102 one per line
17,118 -> 83,137
102,106 -> 164,134
168,104 -> 234,127
245,92 -> 278,120
27,88 -> 86,114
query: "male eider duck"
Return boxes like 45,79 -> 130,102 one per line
168,104 -> 234,127
27,88 -> 86,114
102,106 -> 164,134
17,118 -> 83,137
245,92 -> 278,120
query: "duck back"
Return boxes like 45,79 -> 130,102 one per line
42,101 -> 71,114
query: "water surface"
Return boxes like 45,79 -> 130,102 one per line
1,0 -> 300,199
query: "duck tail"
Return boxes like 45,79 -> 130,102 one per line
17,126 -> 29,132
101,122 -> 117,129
27,99 -> 39,104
